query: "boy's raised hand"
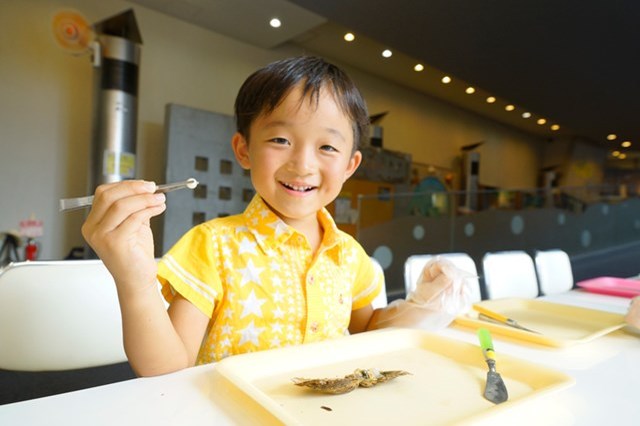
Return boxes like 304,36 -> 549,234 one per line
82,180 -> 166,293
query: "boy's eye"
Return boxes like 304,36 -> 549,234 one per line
320,144 -> 339,152
269,137 -> 289,145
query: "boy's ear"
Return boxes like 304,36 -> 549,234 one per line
231,132 -> 251,169
343,150 -> 362,182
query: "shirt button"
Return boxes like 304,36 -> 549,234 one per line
308,275 -> 314,284
310,322 -> 319,333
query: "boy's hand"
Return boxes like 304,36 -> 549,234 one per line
81,180 -> 166,293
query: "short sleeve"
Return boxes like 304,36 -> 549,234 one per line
157,224 -> 222,317
350,245 -> 385,310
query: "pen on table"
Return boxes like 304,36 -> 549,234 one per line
59,178 -> 199,212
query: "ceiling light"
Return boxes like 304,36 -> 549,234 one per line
465,87 -> 475,94
607,134 -> 617,141
612,150 -> 620,157
550,124 -> 560,131
505,104 -> 515,111
622,141 -> 632,148
441,76 -> 451,84
413,63 -> 424,72
486,96 -> 496,103
619,153 -> 627,159
537,118 -> 547,125
269,18 -> 281,28
522,112 -> 532,118
382,49 -> 392,58
344,32 -> 355,42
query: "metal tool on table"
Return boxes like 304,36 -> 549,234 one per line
473,304 -> 541,334
59,178 -> 199,212
477,328 -> 509,404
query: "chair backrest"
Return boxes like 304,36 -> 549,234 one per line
0,260 -> 127,371
404,253 -> 482,302
482,250 -> 539,299
534,249 -> 574,295
370,257 -> 388,309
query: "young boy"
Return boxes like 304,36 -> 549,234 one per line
82,56 -> 447,377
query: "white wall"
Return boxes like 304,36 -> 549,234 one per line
1,0 -> 555,259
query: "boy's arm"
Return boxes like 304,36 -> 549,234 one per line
119,288 -> 209,376
82,180 -> 207,376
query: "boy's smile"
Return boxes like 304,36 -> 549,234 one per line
232,83 -> 362,236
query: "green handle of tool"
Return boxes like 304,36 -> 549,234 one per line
478,328 -> 496,360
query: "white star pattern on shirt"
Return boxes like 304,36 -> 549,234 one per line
270,336 -> 281,347
238,259 -> 264,286
221,324 -> 232,335
270,260 -> 281,272
268,220 -> 289,237
220,336 -> 231,347
271,321 -> 283,334
271,276 -> 283,287
239,289 -> 267,318
238,237 -> 258,255
238,320 -> 264,346
272,290 -> 284,303
272,306 -> 284,319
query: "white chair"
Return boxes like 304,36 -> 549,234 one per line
0,260 -> 127,371
482,250 -> 539,299
534,249 -> 574,295
404,253 -> 482,302
370,257 -> 388,309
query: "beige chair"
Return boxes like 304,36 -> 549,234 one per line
0,260 -> 127,371
404,253 -> 482,302
534,249 -> 574,295
370,257 -> 388,309
482,250 -> 539,299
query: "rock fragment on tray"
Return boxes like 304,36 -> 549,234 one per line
292,368 -> 410,395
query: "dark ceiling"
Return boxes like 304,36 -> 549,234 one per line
288,0 -> 640,151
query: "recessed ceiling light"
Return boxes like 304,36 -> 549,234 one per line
622,141 -> 632,148
522,112 -> 531,118
414,63 -> 424,72
505,104 -> 515,111
550,124 -> 560,131
486,96 -> 496,103
619,153 -> 627,159
607,134 -> 617,141
465,87 -> 475,94
382,49 -> 392,58
612,150 -> 620,157
537,118 -> 547,125
344,32 -> 355,42
441,76 -> 451,84
269,18 -> 281,28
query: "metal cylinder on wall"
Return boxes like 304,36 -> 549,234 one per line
86,10 -> 142,258
89,9 -> 142,188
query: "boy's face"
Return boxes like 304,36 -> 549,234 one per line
232,84 -> 362,229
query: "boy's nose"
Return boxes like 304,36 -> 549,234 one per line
287,146 -> 317,174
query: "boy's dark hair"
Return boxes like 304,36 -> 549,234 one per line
234,56 -> 370,153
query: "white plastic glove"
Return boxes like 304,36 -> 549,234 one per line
373,257 -> 474,331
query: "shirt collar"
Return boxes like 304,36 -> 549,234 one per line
242,195 -> 343,262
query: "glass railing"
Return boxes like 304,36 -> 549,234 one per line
352,185 -> 640,298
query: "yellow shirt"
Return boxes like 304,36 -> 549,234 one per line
158,195 -> 383,363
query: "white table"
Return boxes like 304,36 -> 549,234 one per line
0,290 -> 638,425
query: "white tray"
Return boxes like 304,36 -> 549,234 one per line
216,328 -> 574,425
